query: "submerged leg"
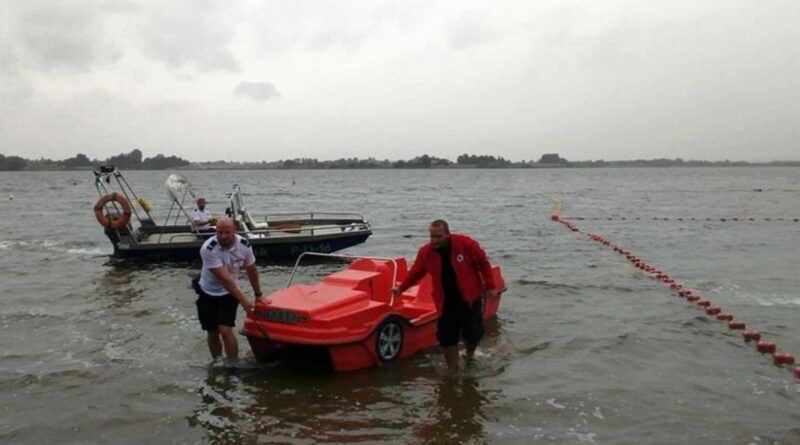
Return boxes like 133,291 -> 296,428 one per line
464,342 -> 477,362
218,325 -> 239,362
207,329 -> 223,358
443,345 -> 460,370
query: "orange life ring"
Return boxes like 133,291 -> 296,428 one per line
94,193 -> 132,229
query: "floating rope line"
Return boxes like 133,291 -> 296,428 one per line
544,198 -> 800,380
536,193 -> 563,221
563,216 -> 799,222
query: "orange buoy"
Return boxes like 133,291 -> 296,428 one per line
756,341 -> 776,353
550,213 -> 559,221
728,321 -> 745,330
794,366 -> 800,379
696,300 -> 711,307
716,313 -> 733,321
773,353 -> 795,365
705,307 -> 721,315
93,193 -> 132,229
742,331 -> 761,342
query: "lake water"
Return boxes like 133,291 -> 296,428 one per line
1,167 -> 799,444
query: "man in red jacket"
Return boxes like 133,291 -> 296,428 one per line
391,219 -> 498,370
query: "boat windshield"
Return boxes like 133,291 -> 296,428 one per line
165,174 -> 196,204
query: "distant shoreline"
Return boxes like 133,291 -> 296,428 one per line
4,163 -> 800,172
2,149 -> 799,171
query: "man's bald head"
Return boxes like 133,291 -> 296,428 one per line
215,217 -> 236,246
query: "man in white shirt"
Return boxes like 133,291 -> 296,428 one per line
192,217 -> 263,363
191,197 -> 217,232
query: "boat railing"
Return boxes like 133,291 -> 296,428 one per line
244,223 -> 369,236
286,252 -> 400,306
163,222 -> 371,243
263,212 -> 367,222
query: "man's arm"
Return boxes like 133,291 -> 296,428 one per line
209,266 -> 254,312
470,239 -> 498,297
244,263 -> 263,300
192,211 -> 217,227
391,248 -> 428,296
191,211 -> 207,227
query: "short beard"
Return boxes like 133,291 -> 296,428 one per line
432,239 -> 450,250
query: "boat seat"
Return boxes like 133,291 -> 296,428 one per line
244,211 -> 269,231
349,257 -> 407,286
398,275 -> 437,323
322,268 -> 390,303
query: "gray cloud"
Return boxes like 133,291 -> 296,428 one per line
0,46 -> 32,104
304,24 -> 369,52
15,3 -> 121,71
447,15 -> 500,51
140,2 -> 241,72
234,81 -> 280,101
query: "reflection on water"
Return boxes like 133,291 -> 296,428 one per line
190,367 -> 496,444
188,315 -> 508,443
413,377 -> 488,445
94,264 -> 144,308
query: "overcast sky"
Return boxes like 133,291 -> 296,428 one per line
1,0 -> 798,162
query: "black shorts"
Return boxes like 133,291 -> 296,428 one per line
437,297 -> 484,347
194,278 -> 239,331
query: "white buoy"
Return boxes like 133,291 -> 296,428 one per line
8,194 -> 12,200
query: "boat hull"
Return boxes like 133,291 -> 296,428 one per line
108,232 -> 371,262
242,259 -> 505,372
245,315 -> 440,372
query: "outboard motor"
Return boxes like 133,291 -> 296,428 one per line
102,212 -> 133,256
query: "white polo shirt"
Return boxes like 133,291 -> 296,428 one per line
199,235 -> 256,296
192,208 -> 213,230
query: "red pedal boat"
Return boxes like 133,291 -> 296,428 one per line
242,253 -> 505,372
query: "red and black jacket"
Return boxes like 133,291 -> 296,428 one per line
398,233 -> 496,309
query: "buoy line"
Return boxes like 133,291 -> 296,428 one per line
545,197 -> 799,380
562,216 -> 799,222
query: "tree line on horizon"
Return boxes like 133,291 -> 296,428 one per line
1,150 -> 798,171
0,149 -> 190,171
0,150 -> 553,170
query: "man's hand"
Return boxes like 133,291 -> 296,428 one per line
241,298 -> 254,313
210,217 -> 218,225
390,287 -> 400,298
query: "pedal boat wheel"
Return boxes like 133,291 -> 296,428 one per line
376,316 -> 404,362
93,193 -> 132,229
